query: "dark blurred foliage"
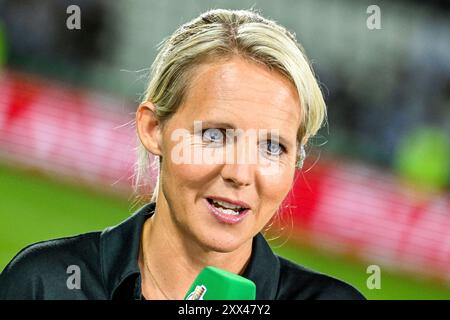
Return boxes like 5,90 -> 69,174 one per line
0,0 -> 114,78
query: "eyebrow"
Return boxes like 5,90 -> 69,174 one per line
200,121 -> 236,130
193,120 -> 294,149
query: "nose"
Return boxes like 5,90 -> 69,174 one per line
220,162 -> 254,187
220,136 -> 258,187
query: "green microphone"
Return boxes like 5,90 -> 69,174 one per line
184,266 -> 256,300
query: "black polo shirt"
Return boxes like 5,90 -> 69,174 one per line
0,202 -> 365,300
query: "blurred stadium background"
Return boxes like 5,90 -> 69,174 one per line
0,0 -> 449,299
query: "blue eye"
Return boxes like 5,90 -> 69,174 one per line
202,128 -> 225,144
262,141 -> 284,156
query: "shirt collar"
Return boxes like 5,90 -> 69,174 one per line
100,202 -> 280,300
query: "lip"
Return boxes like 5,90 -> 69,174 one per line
204,198 -> 250,224
204,196 -> 251,210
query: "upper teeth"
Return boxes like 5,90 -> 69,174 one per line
211,199 -> 244,211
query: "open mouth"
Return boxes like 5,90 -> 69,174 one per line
206,198 -> 249,216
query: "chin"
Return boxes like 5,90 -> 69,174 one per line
195,228 -> 251,253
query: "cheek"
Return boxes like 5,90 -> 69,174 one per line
256,170 -> 294,230
257,165 -> 295,210
162,131 -> 221,193
164,161 -> 219,194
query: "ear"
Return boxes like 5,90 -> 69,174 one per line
136,102 -> 163,156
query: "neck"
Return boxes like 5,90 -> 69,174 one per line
139,198 -> 253,300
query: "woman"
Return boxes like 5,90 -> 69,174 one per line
0,9 -> 364,300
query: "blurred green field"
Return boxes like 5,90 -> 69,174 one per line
1,164 -> 450,299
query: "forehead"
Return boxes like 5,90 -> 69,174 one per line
176,57 -> 301,138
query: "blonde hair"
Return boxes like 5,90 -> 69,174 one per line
134,9 -> 327,203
